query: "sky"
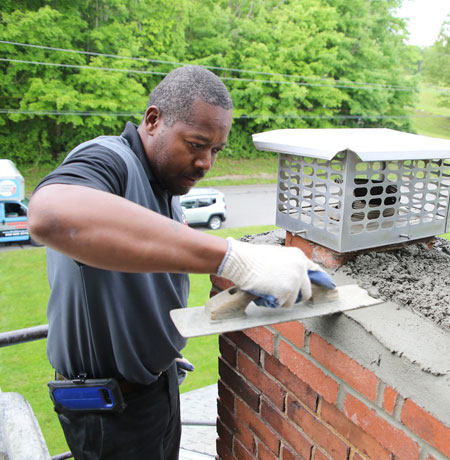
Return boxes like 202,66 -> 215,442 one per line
395,0 -> 450,47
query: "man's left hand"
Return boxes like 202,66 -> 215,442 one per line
175,357 -> 195,385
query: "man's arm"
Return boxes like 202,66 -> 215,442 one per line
28,184 -> 228,274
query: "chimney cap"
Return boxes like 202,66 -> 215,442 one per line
252,128 -> 450,161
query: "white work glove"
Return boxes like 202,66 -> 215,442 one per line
175,357 -> 194,385
218,238 -> 329,308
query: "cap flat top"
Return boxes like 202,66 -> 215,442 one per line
252,128 -> 450,161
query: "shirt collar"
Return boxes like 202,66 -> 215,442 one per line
121,121 -> 156,184
121,121 -> 173,202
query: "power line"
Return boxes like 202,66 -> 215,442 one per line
0,39 -> 407,86
1,108 -> 447,120
0,109 -> 140,117
0,39 -> 423,92
0,58 -> 167,76
0,56 -> 424,93
0,40 -> 185,66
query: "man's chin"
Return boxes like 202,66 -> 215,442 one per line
162,176 -> 204,196
167,182 -> 193,196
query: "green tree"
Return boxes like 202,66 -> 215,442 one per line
324,0 -> 418,130
181,0 -> 418,156
0,1 -> 187,164
0,0 -> 421,164
422,17 -> 450,108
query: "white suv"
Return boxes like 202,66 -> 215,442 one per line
180,188 -> 226,230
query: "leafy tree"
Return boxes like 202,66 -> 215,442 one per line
181,0 -> 417,156
422,16 -> 450,108
0,0 -> 421,164
324,0 -> 418,130
0,1 -> 187,163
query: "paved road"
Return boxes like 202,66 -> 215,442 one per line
216,184 -> 277,229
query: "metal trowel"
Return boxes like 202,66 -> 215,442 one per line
170,281 -> 382,338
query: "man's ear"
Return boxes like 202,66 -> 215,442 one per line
143,106 -> 162,134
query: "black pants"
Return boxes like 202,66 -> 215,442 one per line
56,363 -> 181,460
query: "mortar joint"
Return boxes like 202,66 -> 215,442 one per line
376,380 -> 386,408
393,393 -> 405,421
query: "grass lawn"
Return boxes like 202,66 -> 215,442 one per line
0,224 -> 277,456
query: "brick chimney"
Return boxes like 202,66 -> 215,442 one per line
211,234 -> 450,460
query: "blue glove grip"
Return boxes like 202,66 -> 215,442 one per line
176,360 -> 195,372
307,269 -> 337,290
250,292 -> 279,308
249,270 -> 336,308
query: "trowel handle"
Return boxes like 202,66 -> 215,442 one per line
205,286 -> 257,321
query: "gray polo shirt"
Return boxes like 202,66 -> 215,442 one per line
36,122 -> 189,384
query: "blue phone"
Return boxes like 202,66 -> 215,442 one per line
48,378 -> 126,413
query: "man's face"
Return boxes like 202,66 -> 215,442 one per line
139,100 -> 233,196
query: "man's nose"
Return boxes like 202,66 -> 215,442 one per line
194,149 -> 213,171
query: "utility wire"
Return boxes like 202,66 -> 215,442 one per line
0,40 -> 423,92
0,39 -> 413,87
0,56 -> 424,92
0,109 -> 140,117
0,58 -> 167,76
1,108 -> 447,120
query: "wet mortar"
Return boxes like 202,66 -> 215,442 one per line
240,230 -> 450,333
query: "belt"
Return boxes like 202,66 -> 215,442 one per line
117,379 -> 155,395
55,373 -> 163,396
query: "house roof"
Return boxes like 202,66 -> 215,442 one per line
252,128 -> 450,161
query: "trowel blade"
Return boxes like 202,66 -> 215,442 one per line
170,284 -> 383,338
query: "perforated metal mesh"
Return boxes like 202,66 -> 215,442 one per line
276,151 -> 450,252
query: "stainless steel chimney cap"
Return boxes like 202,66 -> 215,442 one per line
253,128 -> 450,253
252,128 -> 450,161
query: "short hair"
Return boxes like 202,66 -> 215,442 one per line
148,65 -> 233,126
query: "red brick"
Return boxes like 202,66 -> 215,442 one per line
236,398 -> 280,454
353,454 -> 365,460
224,331 -> 260,363
279,340 -> 339,404
211,274 -> 235,291
313,448 -> 329,460
217,402 -> 240,436
210,287 -> 220,298
344,393 -> 420,460
401,398 -> 450,458
287,395 -> 349,460
218,403 -> 255,454
234,437 -> 256,460
219,357 -> 260,412
264,352 -> 318,412
310,334 -> 378,402
282,444 -> 307,460
272,321 -> 306,348
261,397 -> 313,459
238,350 -> 286,410
425,456 -> 437,460
244,327 -> 275,355
383,385 -> 398,415
217,417 -> 233,451
217,438 -> 234,460
320,399 -> 391,460
257,439 -> 278,460
220,334 -> 237,367
218,379 -> 235,414
286,232 -> 351,268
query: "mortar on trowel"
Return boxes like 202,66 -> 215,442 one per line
205,269 -> 339,321
170,268 -> 382,338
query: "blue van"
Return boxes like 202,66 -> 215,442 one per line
0,159 -> 34,245
0,199 -> 30,244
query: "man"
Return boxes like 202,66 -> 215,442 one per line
28,65 -> 322,459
